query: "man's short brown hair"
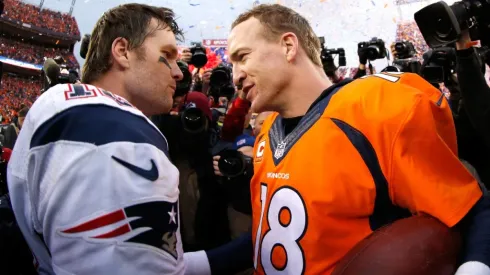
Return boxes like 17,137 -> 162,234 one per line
231,4 -> 321,67
81,4 -> 183,84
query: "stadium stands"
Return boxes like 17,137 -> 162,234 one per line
1,0 -> 80,37
0,73 -> 41,123
0,0 -> 80,122
0,36 -> 79,68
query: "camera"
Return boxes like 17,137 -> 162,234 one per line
180,102 -> 207,134
217,149 -> 253,178
209,63 -> 235,100
414,0 -> 490,52
421,47 -> 457,84
358,37 -> 388,61
175,60 -> 192,97
318,36 -> 346,77
42,57 -> 78,92
394,41 -> 417,59
189,42 -> 208,68
383,60 -> 422,74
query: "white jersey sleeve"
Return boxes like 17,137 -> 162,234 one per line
7,84 -> 184,275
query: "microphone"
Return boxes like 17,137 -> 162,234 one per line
80,34 -> 91,59
43,58 -> 61,87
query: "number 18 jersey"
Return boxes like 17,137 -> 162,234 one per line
250,74 -> 482,274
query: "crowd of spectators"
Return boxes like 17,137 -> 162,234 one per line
0,73 -> 41,123
0,36 -> 79,68
1,0 -> 80,37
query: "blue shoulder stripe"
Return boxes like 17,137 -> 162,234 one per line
30,104 -> 168,154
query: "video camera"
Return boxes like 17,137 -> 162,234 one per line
189,42 -> 208,68
420,45 -> 489,85
414,0 -> 490,67
421,47 -> 457,85
42,56 -> 79,92
209,63 -> 235,101
318,36 -> 346,77
358,37 -> 388,61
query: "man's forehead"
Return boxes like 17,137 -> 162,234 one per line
228,18 -> 262,51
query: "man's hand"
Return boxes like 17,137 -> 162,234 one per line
181,48 -> 192,63
456,30 -> 474,50
213,155 -> 223,177
358,48 -> 368,65
390,42 -> 398,58
202,69 -> 213,85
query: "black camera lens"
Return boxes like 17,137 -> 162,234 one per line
218,150 -> 248,178
366,46 -> 380,60
189,42 -> 208,68
210,68 -> 229,87
191,50 -> 207,68
181,106 -> 206,133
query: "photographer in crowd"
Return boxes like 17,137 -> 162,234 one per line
153,89 -> 231,252
455,30 -> 490,147
415,0 -> 490,187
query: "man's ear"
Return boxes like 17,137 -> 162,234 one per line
111,37 -> 130,69
281,32 -> 299,63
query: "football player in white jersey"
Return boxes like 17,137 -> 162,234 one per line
6,3 -> 215,275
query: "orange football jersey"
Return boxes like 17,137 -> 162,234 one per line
251,73 -> 482,275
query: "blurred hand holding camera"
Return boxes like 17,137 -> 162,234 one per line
213,155 -> 223,177
202,69 -> 213,85
180,48 -> 192,64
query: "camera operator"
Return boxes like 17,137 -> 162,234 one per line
455,30 -> 490,148
415,0 -> 490,187
354,37 -> 388,79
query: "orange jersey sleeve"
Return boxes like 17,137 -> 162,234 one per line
387,85 -> 482,227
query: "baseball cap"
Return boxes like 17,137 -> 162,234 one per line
233,134 -> 256,150
185,92 -> 212,121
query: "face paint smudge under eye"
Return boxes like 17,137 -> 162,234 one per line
159,56 -> 171,69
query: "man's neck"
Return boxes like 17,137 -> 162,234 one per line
90,72 -> 131,103
278,65 -> 332,118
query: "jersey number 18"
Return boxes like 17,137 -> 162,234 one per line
254,184 -> 308,274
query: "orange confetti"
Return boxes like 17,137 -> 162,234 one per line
320,0 -> 326,2
55,40 -> 59,45
384,3 -> 388,8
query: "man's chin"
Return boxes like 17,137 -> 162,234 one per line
251,99 -> 268,114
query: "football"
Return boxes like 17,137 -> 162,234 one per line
332,215 -> 462,275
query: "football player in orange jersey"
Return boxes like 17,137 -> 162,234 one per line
183,4 -> 490,275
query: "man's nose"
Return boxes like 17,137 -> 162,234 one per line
233,65 -> 246,87
172,61 -> 183,81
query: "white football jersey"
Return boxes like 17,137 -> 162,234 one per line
7,84 -> 185,275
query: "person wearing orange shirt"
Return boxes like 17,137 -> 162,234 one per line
183,4 -> 490,275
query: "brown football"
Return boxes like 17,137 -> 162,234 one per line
332,215 -> 462,275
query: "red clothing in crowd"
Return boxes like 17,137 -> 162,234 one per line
221,97 -> 250,142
